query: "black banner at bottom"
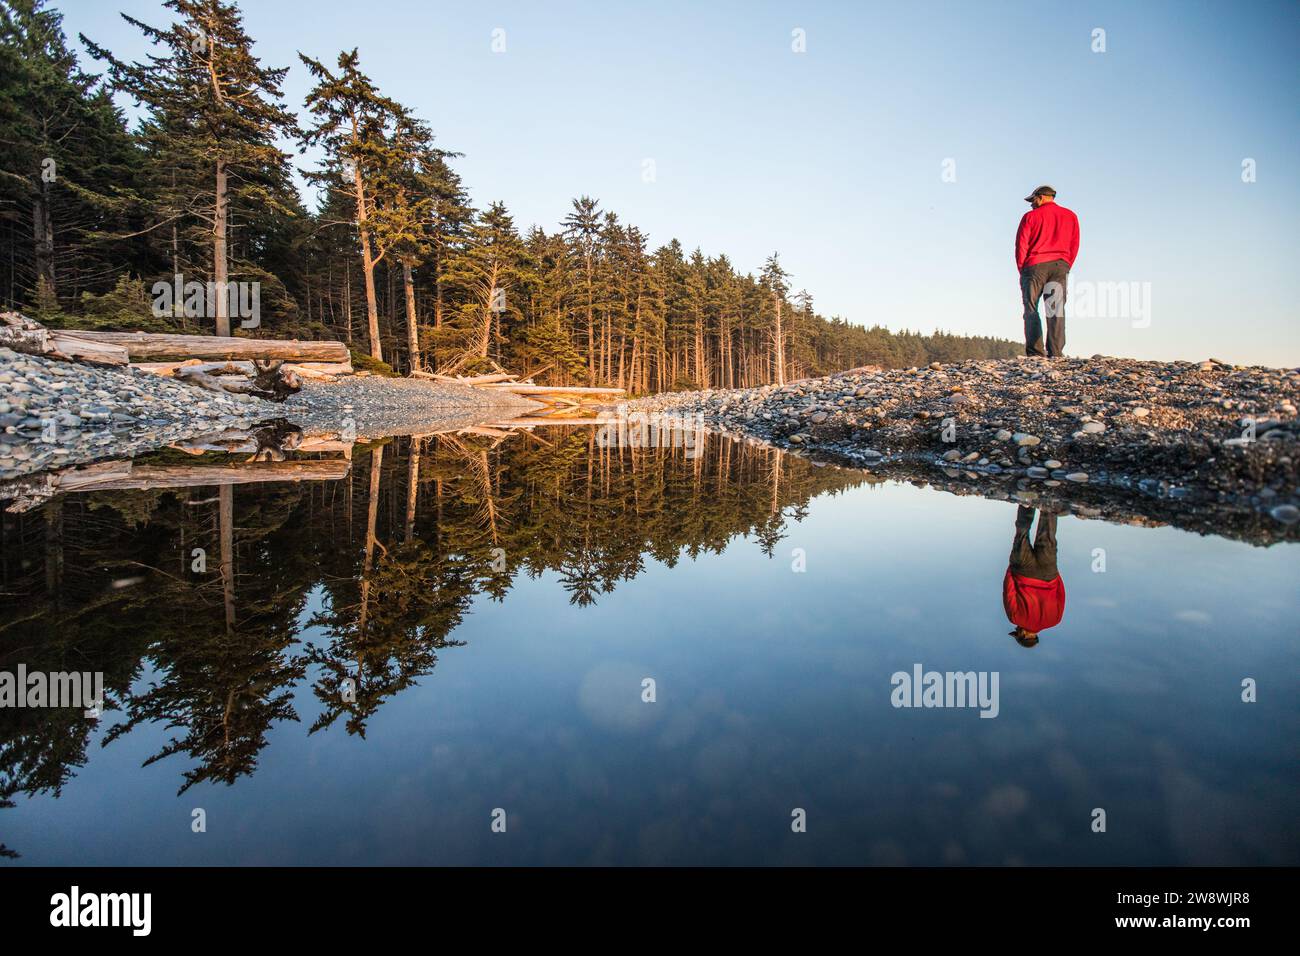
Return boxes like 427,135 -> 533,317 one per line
0,866 -> 1285,941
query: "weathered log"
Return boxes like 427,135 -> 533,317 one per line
471,383 -> 623,395
0,461 -> 132,512
457,372 -> 517,385
68,330 -> 349,363
175,366 -> 260,395
170,428 -> 257,453
409,365 -> 621,406
411,369 -> 522,386
521,362 -> 554,380
0,311 -> 42,331
252,360 -> 301,399
0,324 -> 50,354
135,358 -> 350,380
495,385 -> 625,399
48,332 -> 130,364
288,366 -> 339,381
2,457 -> 348,512
288,361 -> 352,375
174,359 -> 300,401
297,437 -> 354,456
0,312 -> 129,364
133,359 -> 250,376
65,459 -> 350,492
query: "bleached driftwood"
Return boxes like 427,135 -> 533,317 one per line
407,363 -> 624,407
0,457 -> 351,512
67,330 -> 349,363
174,359 -> 302,401
133,359 -> 352,379
0,312 -> 129,365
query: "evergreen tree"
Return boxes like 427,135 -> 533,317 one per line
388,116 -> 460,372
83,0 -> 299,336
760,253 -> 791,385
561,195 -> 602,384
439,201 -> 532,373
0,0 -> 138,309
299,48 -> 409,360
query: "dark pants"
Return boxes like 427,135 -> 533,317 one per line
1020,259 -> 1069,357
1010,506 -> 1058,581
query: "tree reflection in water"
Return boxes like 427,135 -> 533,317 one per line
0,428 -> 871,854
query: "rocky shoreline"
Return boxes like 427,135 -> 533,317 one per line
0,347 -> 283,480
629,356 -> 1300,544
0,347 -> 536,484
281,373 -> 537,435
7,345 -> 1300,544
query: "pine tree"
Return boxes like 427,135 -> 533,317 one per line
83,0 -> 299,336
0,0 -> 138,309
760,253 -> 791,385
388,116 -> 460,372
561,196 -> 602,384
299,48 -> 410,360
440,201 -> 532,373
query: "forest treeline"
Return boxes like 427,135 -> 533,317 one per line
0,0 -> 1020,392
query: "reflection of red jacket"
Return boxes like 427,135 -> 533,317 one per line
1003,571 -> 1065,632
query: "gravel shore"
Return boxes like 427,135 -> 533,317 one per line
7,346 -> 1299,541
0,350 -> 536,482
629,355 -> 1300,539
0,347 -> 281,480
281,373 -> 538,435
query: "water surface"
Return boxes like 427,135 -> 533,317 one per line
1,427 -> 1296,865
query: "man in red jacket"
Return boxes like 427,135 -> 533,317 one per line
1015,185 -> 1080,358
1003,505 -> 1066,647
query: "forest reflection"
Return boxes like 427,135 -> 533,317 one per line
0,428 -> 871,855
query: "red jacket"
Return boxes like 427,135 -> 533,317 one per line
1003,571 -> 1066,632
1015,202 -> 1080,271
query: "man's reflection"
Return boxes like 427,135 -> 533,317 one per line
1003,505 -> 1066,647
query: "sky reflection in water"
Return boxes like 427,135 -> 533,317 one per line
1,428 -> 1296,865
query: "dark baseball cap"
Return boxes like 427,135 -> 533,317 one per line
1024,185 -> 1057,202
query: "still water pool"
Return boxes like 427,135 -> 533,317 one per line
1,428 -> 1296,864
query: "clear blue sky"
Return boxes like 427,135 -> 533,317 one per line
59,0 -> 1300,366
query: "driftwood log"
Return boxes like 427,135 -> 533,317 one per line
66,330 -> 349,363
175,359 -> 302,401
0,312 -> 129,364
1,455 -> 349,512
134,358 -> 351,381
485,384 -> 624,397
52,459 -> 351,492
407,364 -> 624,407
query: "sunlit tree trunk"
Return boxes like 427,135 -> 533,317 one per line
214,160 -> 231,336
772,297 -> 785,386
353,160 -> 383,361
402,260 -> 420,371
